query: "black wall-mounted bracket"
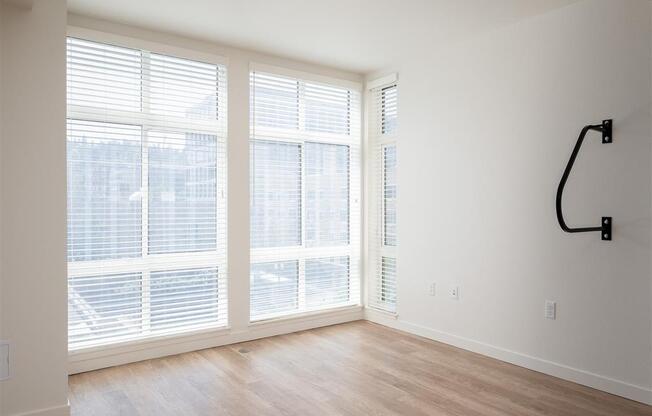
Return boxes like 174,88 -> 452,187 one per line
601,119 -> 612,143
555,119 -> 612,241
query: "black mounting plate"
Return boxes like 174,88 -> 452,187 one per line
602,119 -> 612,143
601,217 -> 612,241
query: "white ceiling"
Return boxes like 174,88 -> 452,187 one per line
67,0 -> 577,74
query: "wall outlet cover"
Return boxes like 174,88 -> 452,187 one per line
0,341 -> 9,381
545,300 -> 556,320
429,283 -> 436,296
449,286 -> 459,300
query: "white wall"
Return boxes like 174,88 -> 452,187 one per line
368,0 -> 652,404
0,1 -> 69,415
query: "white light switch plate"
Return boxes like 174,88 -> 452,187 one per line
0,341 -> 9,381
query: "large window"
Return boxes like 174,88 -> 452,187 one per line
66,38 -> 227,350
368,79 -> 398,312
249,67 -> 361,321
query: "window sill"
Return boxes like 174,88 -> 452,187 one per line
68,323 -> 231,358
249,304 -> 363,327
69,305 -> 363,374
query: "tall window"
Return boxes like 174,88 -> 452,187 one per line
66,38 -> 227,350
249,67 -> 361,321
368,79 -> 398,312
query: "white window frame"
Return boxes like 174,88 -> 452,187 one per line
366,74 -> 398,314
379,142 -> 397,305
249,63 -> 362,322
66,27 -> 229,351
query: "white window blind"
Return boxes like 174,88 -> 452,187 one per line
368,80 -> 398,312
66,37 -> 228,350
250,67 -> 361,321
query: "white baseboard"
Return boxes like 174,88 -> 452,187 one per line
69,306 -> 364,374
365,308 -> 652,405
10,403 -> 70,416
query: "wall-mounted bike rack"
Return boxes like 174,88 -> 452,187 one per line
555,119 -> 612,241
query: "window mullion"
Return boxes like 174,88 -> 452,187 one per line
141,50 -> 152,334
380,144 -> 387,248
217,128 -> 226,323
298,141 -> 307,310
297,258 -> 306,311
297,80 -> 306,133
297,80 -> 308,311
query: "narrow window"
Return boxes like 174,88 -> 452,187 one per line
369,81 -> 398,312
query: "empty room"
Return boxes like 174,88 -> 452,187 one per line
1,0 -> 652,415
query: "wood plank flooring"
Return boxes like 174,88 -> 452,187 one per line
69,321 -> 652,416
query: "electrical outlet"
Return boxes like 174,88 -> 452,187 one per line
448,286 -> 459,300
545,300 -> 556,320
0,341 -> 9,381
429,283 -> 436,296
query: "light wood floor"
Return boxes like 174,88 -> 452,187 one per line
69,321 -> 652,416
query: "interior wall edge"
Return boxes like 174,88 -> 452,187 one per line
1,0 -> 68,415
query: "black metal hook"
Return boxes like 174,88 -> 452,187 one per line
555,119 -> 612,241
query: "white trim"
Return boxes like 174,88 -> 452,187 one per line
9,403 -> 70,416
67,106 -> 224,135
68,322 -> 230,355
250,62 -> 362,92
67,26 -> 228,67
69,306 -> 363,374
249,304 -> 362,326
365,305 -> 398,320
365,312 -> 652,405
366,73 -> 398,91
360,79 -> 369,316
